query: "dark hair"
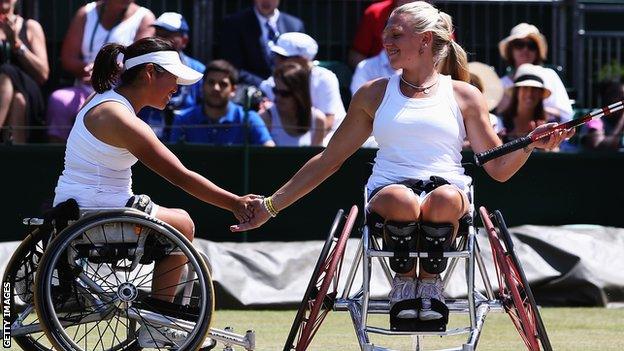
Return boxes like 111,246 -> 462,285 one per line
501,87 -> 546,132
505,39 -> 543,67
204,60 -> 239,85
273,62 -> 312,135
91,37 -> 175,93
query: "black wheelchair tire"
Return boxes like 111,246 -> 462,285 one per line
1,229 -> 55,351
33,210 -> 214,351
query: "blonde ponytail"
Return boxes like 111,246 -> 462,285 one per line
438,41 -> 470,82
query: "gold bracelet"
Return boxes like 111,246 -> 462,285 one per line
264,196 -> 278,217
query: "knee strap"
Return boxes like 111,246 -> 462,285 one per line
383,220 -> 419,273
419,222 -> 455,274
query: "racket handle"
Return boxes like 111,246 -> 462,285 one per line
474,136 -> 532,166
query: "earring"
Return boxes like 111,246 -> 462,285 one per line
419,46 -> 425,55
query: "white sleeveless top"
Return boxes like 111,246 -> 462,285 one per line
367,74 -> 472,193
54,90 -> 138,207
268,105 -> 313,146
81,2 -> 149,64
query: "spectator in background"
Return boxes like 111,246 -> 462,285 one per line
260,32 -> 345,146
46,0 -> 155,142
219,0 -> 305,87
581,80 -> 624,151
499,64 -> 551,144
348,0 -> 416,68
350,50 -> 399,95
139,12 -> 205,141
0,0 -> 49,143
169,60 -> 274,146
260,62 -> 325,146
496,23 -> 573,123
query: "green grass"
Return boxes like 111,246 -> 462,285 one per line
5,308 -> 623,350
211,308 -> 624,351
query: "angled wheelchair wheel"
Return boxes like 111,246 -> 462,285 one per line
479,207 -> 552,351
1,228 -> 56,350
283,206 -> 358,351
34,210 -> 214,351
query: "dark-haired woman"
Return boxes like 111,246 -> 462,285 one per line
52,38 -> 256,344
496,23 -> 572,123
232,1 -> 572,321
499,63 -> 551,143
261,62 -> 325,146
0,0 -> 49,143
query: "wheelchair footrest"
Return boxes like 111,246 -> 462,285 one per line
389,298 -> 449,332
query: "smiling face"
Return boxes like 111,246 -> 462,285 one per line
382,14 -> 424,70
0,0 -> 16,14
516,86 -> 543,111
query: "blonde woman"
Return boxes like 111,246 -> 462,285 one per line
233,1 -> 571,321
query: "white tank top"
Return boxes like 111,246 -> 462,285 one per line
367,74 -> 472,193
81,2 -> 148,64
268,105 -> 313,146
53,89 -> 138,207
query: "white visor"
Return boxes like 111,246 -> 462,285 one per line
124,51 -> 202,85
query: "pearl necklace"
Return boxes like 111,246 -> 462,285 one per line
400,74 -> 439,94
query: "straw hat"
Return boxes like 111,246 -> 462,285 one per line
508,63 -> 551,98
498,23 -> 548,62
468,62 -> 503,111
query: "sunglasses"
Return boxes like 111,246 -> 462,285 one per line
511,40 -> 538,51
272,87 -> 293,97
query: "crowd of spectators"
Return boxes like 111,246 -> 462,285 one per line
1,0 -> 621,151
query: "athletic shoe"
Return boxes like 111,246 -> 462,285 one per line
389,275 -> 418,318
416,276 -> 445,321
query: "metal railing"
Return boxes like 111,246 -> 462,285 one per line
573,1 -> 624,107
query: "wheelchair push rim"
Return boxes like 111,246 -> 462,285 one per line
1,228 -> 56,351
479,206 -> 551,351
283,205 -> 358,351
34,211 -> 214,351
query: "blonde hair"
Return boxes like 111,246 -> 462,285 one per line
391,1 -> 470,82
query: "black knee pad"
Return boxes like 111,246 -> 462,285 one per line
367,211 -> 419,273
419,222 -> 455,274
383,220 -> 419,273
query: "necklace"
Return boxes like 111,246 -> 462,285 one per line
400,74 -> 438,94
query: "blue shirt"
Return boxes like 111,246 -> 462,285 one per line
169,101 -> 273,145
139,53 -> 206,139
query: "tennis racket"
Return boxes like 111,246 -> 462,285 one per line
474,99 -> 624,166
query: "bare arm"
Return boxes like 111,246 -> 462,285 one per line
85,103 -> 254,221
458,81 -> 572,181
231,79 -> 387,231
60,6 -> 89,79
133,9 -> 155,40
16,19 -> 49,84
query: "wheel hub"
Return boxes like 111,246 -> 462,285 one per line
117,282 -> 138,302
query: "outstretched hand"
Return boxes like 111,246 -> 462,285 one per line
230,197 -> 271,232
231,194 -> 263,223
529,122 -> 575,151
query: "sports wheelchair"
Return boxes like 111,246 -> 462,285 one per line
2,199 -> 255,351
283,188 -> 552,351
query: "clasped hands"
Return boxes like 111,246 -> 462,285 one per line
229,194 -> 272,232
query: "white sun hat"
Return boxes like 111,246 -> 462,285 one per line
124,51 -> 202,85
269,32 -> 318,61
498,23 -> 548,62
508,63 -> 551,98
